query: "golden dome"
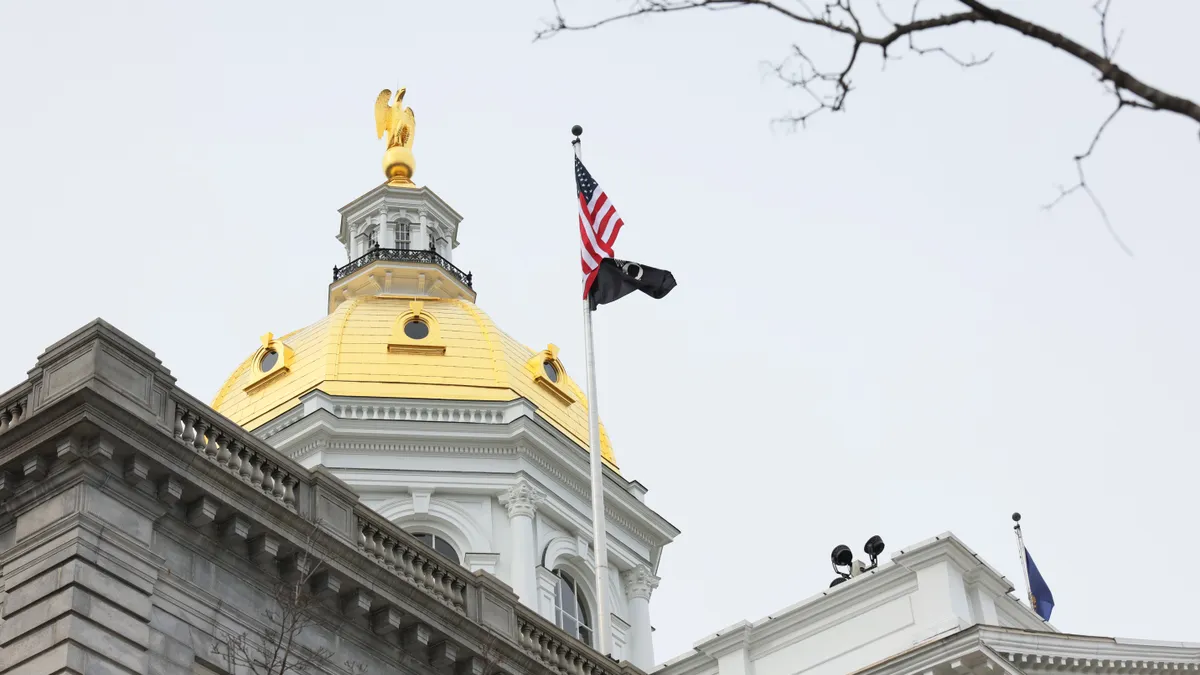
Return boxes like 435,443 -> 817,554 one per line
211,295 -> 617,470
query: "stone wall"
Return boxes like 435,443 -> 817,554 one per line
0,320 -> 645,675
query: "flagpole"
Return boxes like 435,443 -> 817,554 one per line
1012,512 -> 1033,609
574,124 -> 612,657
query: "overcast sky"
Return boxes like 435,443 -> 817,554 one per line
2,0 -> 1198,662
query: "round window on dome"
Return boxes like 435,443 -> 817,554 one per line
259,349 -> 279,372
542,360 -> 559,383
404,319 -> 430,340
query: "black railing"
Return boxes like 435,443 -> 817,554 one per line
333,246 -> 473,288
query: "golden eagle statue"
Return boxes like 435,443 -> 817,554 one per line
375,87 -> 417,186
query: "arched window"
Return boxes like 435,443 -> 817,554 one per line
553,570 -> 593,645
396,222 -> 411,250
411,531 -> 459,563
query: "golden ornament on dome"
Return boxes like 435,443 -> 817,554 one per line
374,87 -> 417,186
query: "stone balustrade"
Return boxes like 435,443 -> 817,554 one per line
516,614 -> 616,675
170,392 -> 301,510
352,508 -> 472,613
0,383 -> 29,436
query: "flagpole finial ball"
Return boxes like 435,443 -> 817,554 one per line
571,125 -> 583,137
1012,512 -> 1022,522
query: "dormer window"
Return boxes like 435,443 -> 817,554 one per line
403,319 -> 429,340
259,350 -> 279,372
527,345 -> 575,405
388,301 -> 447,355
244,332 -> 294,394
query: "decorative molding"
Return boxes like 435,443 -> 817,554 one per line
294,434 -> 659,549
330,402 -> 511,424
499,479 -> 546,519
373,495 -> 492,553
541,536 -> 580,573
264,391 -> 677,549
411,488 -> 432,514
326,440 -> 516,457
622,565 -> 660,601
256,405 -> 308,440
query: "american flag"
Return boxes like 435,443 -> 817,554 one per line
576,156 -> 625,298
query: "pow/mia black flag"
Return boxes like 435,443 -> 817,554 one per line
588,257 -> 677,310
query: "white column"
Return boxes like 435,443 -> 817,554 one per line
378,207 -> 395,248
415,212 -> 430,251
622,564 -> 660,670
499,479 -> 545,609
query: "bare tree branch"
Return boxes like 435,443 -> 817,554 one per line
537,0 -> 1200,248
955,0 -> 1200,123
1043,98 -> 1134,256
537,0 -> 1200,127
212,519 -> 367,675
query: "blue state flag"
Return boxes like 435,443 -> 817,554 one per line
1025,548 -> 1055,621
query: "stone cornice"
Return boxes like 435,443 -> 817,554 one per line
982,626 -> 1200,671
694,622 -> 752,660
847,626 -> 1200,675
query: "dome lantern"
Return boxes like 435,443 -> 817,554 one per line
331,183 -> 472,313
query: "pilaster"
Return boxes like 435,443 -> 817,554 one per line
535,566 -> 559,623
0,478 -> 163,674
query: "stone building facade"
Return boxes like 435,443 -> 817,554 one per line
0,319 -> 645,675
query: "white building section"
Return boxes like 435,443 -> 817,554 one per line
255,385 -> 676,666
657,533 -> 1199,675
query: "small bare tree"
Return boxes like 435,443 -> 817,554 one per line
537,0 -> 1199,250
211,520 -> 366,675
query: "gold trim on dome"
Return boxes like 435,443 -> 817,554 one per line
526,344 -> 575,406
388,300 -> 447,355
244,332 -> 294,394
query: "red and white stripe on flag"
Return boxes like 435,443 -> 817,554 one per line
576,157 -> 624,298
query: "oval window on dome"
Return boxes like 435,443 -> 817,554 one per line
404,319 -> 430,340
542,360 -> 559,383
259,349 -> 279,372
